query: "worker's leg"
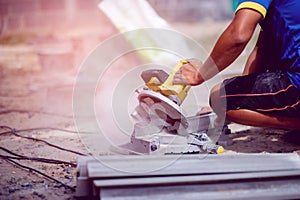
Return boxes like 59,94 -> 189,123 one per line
210,72 -> 300,130
226,109 -> 300,130
209,83 -> 227,125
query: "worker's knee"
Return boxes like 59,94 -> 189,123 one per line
209,83 -> 225,114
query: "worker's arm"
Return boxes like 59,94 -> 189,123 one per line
173,8 -> 263,86
242,30 -> 265,75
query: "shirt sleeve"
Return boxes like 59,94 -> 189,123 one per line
236,0 -> 272,18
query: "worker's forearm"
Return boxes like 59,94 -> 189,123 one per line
199,9 -> 262,82
174,9 -> 262,86
243,46 -> 262,75
243,31 -> 265,75
199,27 -> 249,82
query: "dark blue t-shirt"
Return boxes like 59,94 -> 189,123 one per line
237,0 -> 300,89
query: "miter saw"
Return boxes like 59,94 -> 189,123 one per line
118,60 -> 232,155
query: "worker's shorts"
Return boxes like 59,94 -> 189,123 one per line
220,71 -> 300,118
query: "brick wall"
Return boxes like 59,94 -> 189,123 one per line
0,0 -> 233,35
0,0 -> 233,74
0,0 -> 110,34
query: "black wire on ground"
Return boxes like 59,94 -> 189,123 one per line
0,146 -> 76,167
0,125 -> 91,192
0,125 -> 89,134
5,158 -> 76,191
0,125 -> 88,156
0,109 -> 73,118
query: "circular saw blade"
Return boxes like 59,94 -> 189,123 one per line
137,87 -> 188,130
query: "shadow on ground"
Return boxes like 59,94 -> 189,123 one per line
226,127 -> 300,153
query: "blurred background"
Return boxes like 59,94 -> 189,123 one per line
0,0 -> 244,75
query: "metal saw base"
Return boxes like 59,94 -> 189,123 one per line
113,112 -> 232,155
115,132 -> 201,155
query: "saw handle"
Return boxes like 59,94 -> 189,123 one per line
143,60 -> 192,103
158,60 -> 191,101
164,60 -> 190,87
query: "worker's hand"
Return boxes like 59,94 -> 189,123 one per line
173,58 -> 204,86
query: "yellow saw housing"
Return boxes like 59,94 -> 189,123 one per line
146,60 -> 191,103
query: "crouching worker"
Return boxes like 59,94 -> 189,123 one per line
174,0 -> 300,130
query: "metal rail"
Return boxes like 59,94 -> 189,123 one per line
76,153 -> 300,199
